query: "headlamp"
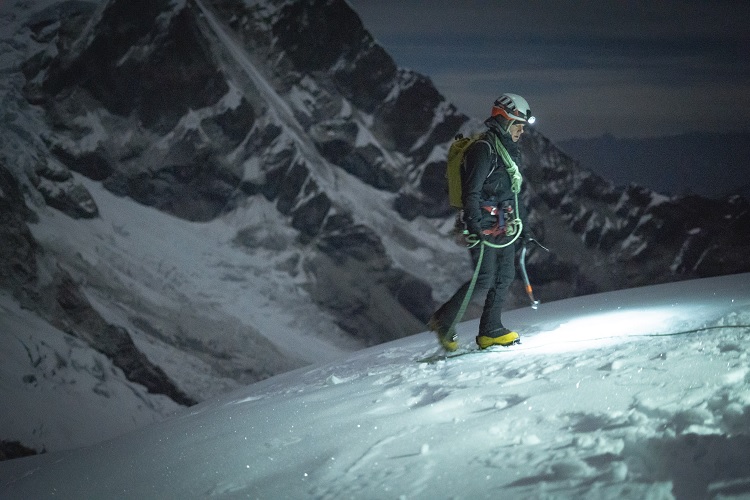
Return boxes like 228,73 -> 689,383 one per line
490,102 -> 535,125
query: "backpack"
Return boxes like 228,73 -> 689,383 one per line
446,133 -> 490,209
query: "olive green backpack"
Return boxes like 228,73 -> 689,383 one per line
446,133 -> 483,209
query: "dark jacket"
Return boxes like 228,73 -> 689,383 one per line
461,120 -> 526,245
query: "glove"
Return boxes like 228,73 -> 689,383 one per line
465,220 -> 485,242
466,220 -> 484,237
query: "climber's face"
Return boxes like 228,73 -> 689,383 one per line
509,123 -> 525,142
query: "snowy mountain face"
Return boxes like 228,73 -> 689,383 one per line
519,130 -> 750,299
1,0 -> 749,460
1,0 -> 472,457
20,0 -> 468,338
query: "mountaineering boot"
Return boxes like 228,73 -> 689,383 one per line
428,316 -> 458,352
476,328 -> 520,349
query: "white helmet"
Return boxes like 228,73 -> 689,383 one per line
491,93 -> 535,125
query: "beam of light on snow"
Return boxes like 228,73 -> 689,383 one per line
527,308 -> 678,353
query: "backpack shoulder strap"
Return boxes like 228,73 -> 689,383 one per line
470,133 -> 498,177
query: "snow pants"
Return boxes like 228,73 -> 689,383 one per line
433,241 -> 516,337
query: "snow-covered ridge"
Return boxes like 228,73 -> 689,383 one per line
2,274 -> 749,498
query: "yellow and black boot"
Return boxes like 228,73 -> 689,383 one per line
428,317 -> 459,352
476,328 -> 520,349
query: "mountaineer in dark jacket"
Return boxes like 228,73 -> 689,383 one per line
429,93 -> 535,351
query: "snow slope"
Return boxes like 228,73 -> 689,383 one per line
1,273 -> 749,499
0,292 -> 183,452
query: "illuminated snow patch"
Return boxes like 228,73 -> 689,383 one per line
525,308 -> 676,353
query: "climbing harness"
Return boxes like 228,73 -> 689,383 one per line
463,135 -> 524,250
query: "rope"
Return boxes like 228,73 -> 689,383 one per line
494,135 -> 522,194
446,242 -> 486,336
419,324 -> 750,362
476,324 -> 750,353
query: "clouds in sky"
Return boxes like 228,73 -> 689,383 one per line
348,0 -> 750,141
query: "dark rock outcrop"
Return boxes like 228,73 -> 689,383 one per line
0,166 -> 38,295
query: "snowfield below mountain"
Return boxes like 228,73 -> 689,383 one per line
2,273 -> 749,499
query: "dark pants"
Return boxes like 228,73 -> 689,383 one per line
433,242 -> 516,337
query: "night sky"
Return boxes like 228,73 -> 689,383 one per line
347,0 -> 750,143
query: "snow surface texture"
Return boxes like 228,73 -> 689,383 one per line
2,274 -> 749,499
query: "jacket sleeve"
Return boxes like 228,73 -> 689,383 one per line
461,140 -> 494,233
